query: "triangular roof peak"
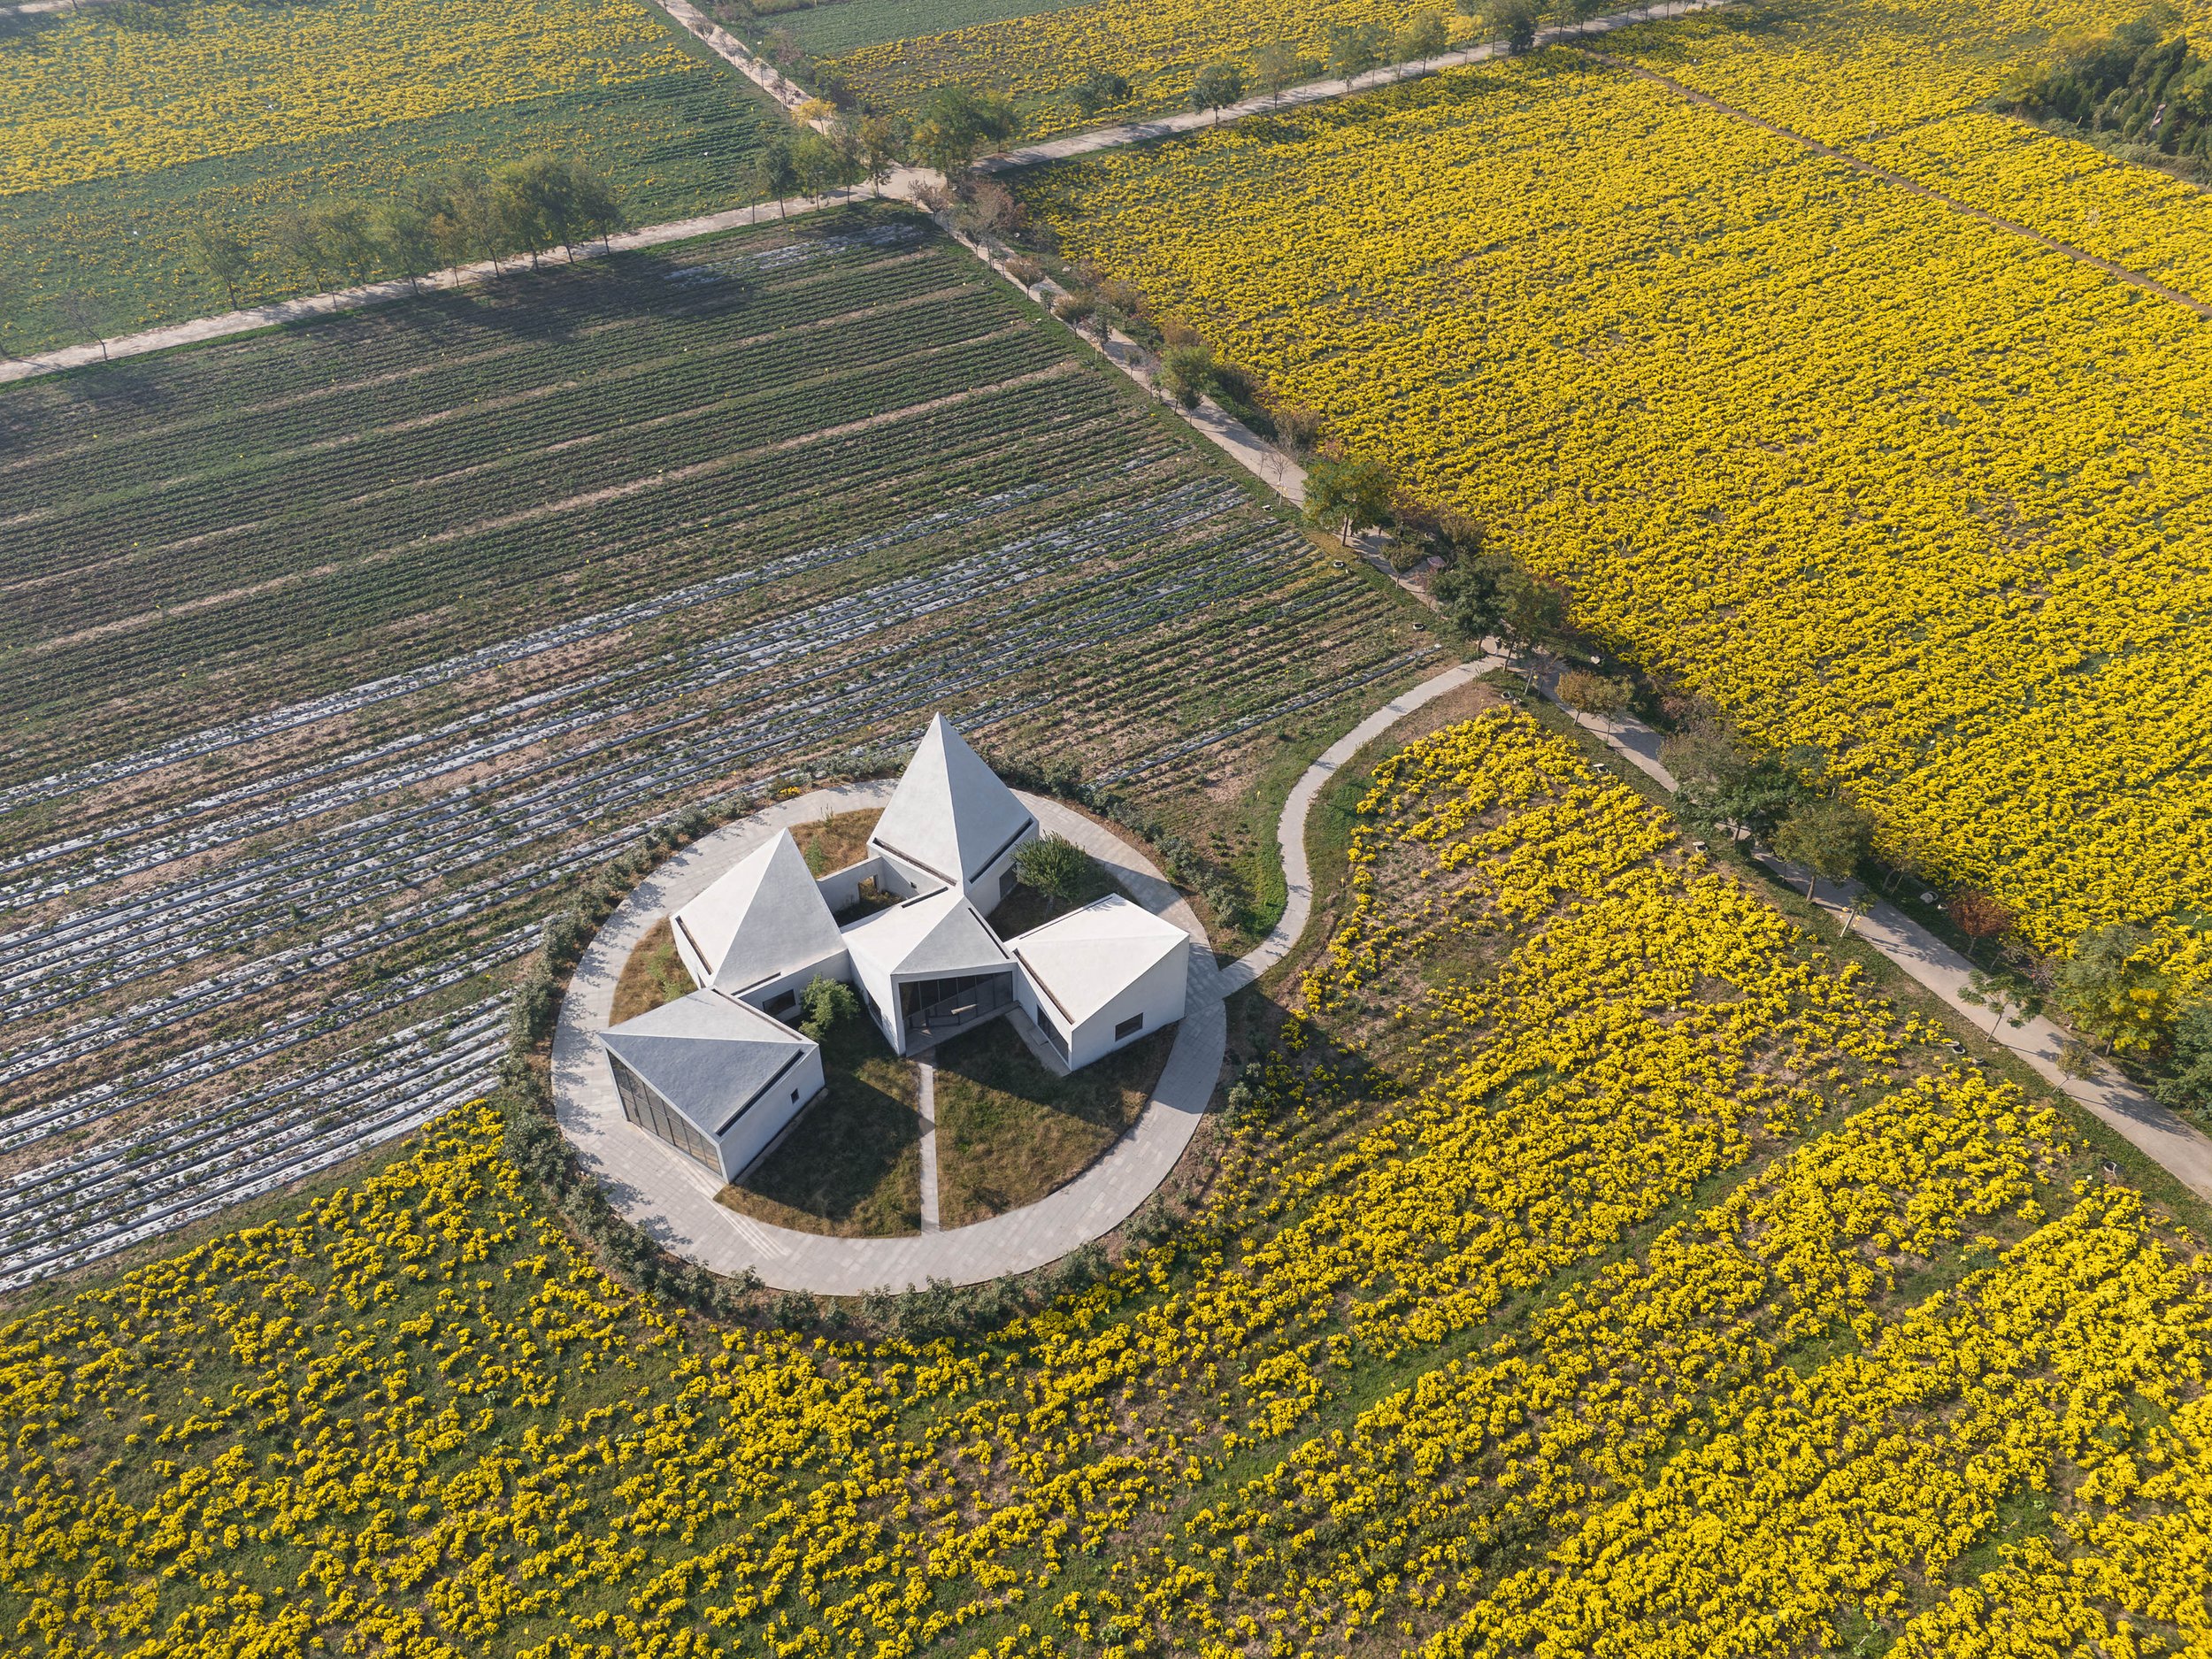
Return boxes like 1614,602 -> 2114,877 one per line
868,714 -> 1035,892
600,991 -> 814,1138
842,887 -> 1010,980
672,828 -> 845,994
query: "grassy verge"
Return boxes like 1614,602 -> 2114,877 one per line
792,808 -> 882,876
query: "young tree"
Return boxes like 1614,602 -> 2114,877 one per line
1190,59 -> 1248,122
795,976 -> 861,1040
791,129 -> 855,202
1304,454 -> 1394,542
1016,834 -> 1101,902
1253,42 -> 1314,106
1068,68 -> 1132,118
418,171 -> 497,271
184,223 -> 251,308
1395,9 -> 1450,63
754,135 -> 800,219
1489,0 -> 1543,52
1327,21 -> 1386,77
1157,340 -> 1217,405
271,208 -> 330,289
308,200 -> 376,282
370,200 -> 439,289
858,114 -> 908,188
1839,888 -> 1878,939
2053,923 -> 2177,1055
1945,887 -> 2014,961
1431,555 -> 1507,645
1772,796 -> 1876,898
912,85 -> 1021,176
1960,967 -> 2043,1037
565,160 -> 626,250
1496,566 -> 1568,684
2154,999 -> 2212,1114
489,162 -> 557,268
1555,669 -> 1631,717
54,290 -> 110,361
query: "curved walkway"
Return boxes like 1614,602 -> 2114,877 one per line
553,666 -> 1481,1292
553,785 -> 1222,1294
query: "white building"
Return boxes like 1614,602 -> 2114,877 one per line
843,886 -> 1018,1055
1007,895 -> 1191,1069
602,714 -> 1190,1181
668,827 -> 848,1023
599,990 -> 826,1181
865,713 -> 1036,914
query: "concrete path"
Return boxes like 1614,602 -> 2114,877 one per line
973,0 -> 1729,176
916,1058 -> 941,1233
1221,659 -> 1496,995
1,0 -> 1724,386
1518,657 -> 2212,1202
552,784 -> 1225,1293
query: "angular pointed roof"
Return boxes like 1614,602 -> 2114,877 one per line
842,887 -> 1011,981
868,714 -> 1035,888
672,828 -> 845,994
601,991 -> 814,1138
1008,895 -> 1189,1026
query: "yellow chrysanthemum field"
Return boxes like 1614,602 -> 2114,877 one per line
0,0 -> 774,349
1017,0 -> 2212,989
12,711 -> 2210,1656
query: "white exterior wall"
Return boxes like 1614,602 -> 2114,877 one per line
1069,939 -> 1189,1069
732,948 -> 852,1023
714,1042 -> 827,1182
969,827 -> 1034,917
849,950 -> 906,1054
670,918 -> 711,993
870,821 -> 1034,917
1018,936 -> 1190,1071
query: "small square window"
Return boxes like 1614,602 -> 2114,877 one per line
790,1087 -> 801,1102
1114,1012 -> 1144,1041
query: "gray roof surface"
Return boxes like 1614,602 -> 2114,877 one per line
672,828 -> 846,992
868,714 -> 1035,887
842,887 -> 1010,980
601,990 -> 813,1138
1009,895 -> 1188,1025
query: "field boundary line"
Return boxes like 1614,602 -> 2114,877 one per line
1580,48 -> 2212,317
972,0 -> 1731,176
0,1 -> 1734,384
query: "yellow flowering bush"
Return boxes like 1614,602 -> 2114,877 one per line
0,0 -> 705,197
4,710 -> 2207,1655
831,0 -> 1473,139
1018,12 -> 2212,990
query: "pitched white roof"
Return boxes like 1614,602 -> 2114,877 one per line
1009,896 -> 1187,1025
842,887 -> 1011,981
672,828 -> 845,994
868,714 -> 1035,888
601,991 -> 814,1139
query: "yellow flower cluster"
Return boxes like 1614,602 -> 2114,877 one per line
1017,20 -> 2212,987
0,0 -> 703,196
7,710 -> 2208,1655
830,0 -> 1471,139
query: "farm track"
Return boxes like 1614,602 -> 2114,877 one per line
0,212 -> 1423,1286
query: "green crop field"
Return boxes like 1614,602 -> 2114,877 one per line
0,204 -> 1430,1296
0,0 -> 778,353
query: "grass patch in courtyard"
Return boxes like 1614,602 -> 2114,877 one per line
933,1018 -> 1172,1227
791,808 -> 882,877
611,918 -> 696,1024
717,1014 -> 920,1237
